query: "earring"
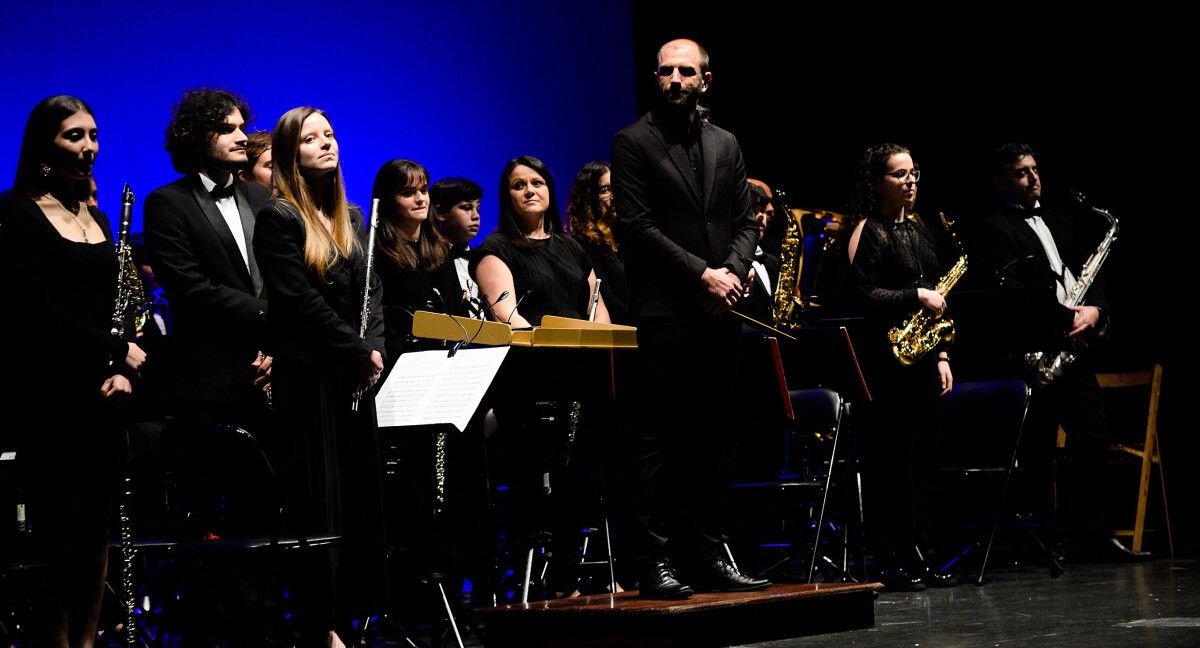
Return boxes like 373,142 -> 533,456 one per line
40,163 -> 51,176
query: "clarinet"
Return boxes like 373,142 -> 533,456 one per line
110,184 -> 139,647
351,199 -> 381,412
110,184 -> 136,339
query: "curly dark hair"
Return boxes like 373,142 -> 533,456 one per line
566,161 -> 616,252
848,142 -> 911,225
164,89 -> 252,174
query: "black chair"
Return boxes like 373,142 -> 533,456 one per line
938,379 -> 1059,584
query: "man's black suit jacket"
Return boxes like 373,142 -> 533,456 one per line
144,175 -> 271,410
968,204 -> 1111,336
612,111 -> 759,321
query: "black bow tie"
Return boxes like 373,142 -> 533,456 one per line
210,184 -> 236,200
450,244 -> 470,260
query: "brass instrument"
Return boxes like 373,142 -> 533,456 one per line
109,184 -> 152,341
771,192 -> 846,330
887,212 -> 968,366
888,254 -> 967,365
1024,194 -> 1118,386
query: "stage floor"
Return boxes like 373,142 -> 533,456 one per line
739,558 -> 1200,648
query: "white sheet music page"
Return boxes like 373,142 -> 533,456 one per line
375,346 -> 510,431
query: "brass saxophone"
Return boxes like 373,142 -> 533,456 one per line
1024,195 -> 1118,386
887,213 -> 968,365
109,183 -> 152,340
771,191 -> 822,330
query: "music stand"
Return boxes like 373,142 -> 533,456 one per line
739,322 -> 870,583
402,314 -> 634,608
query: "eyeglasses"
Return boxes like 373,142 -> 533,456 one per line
885,168 -> 921,183
657,65 -> 699,77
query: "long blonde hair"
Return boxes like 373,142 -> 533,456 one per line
271,106 -> 358,281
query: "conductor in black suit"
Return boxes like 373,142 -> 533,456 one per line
612,38 -> 769,598
969,143 -> 1148,562
144,89 -> 272,432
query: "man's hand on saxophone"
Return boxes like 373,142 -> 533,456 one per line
1069,305 -> 1101,340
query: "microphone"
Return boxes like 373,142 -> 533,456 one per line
478,291 -> 510,322
429,287 -> 470,356
502,290 -> 533,326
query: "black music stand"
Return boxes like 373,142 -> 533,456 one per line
738,321 -> 871,584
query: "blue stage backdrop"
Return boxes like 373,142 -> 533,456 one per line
1,0 -> 636,240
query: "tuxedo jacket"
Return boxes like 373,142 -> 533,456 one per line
143,175 -> 271,405
969,204 -> 1111,335
742,249 -> 781,325
611,110 -> 759,321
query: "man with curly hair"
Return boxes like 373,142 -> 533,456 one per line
142,88 -> 274,645
144,88 -> 272,430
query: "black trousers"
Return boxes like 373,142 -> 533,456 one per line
631,316 -> 741,567
860,356 -> 943,567
1023,356 -> 1111,543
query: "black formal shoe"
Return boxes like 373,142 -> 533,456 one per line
881,565 -> 926,592
686,557 -> 770,593
638,559 -> 694,599
920,566 -> 957,588
1075,537 -> 1153,563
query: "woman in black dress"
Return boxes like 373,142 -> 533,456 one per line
567,160 -> 631,325
471,155 -> 609,326
371,159 -> 463,371
0,95 -> 146,648
846,143 -> 955,590
252,106 -> 385,647
470,156 -> 612,597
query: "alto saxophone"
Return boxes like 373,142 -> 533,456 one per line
887,213 -> 967,365
1024,196 -> 1118,387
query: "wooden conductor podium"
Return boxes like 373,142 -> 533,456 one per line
402,313 -> 878,646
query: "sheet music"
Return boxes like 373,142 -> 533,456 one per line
375,346 -> 510,431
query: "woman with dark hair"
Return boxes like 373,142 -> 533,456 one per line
252,106 -> 386,647
567,160 -> 631,325
471,155 -> 610,327
371,159 -> 463,370
845,143 -> 955,591
0,95 -> 145,647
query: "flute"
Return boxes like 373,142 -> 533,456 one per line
588,278 -> 603,322
351,198 -> 381,412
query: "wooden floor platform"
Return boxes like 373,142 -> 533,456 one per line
476,582 -> 881,647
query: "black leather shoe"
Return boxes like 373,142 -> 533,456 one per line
881,565 -> 926,592
638,559 -> 694,599
687,557 -> 770,593
920,566 -> 957,588
1076,537 -> 1153,563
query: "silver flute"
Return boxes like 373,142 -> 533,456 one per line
351,198 -> 381,412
